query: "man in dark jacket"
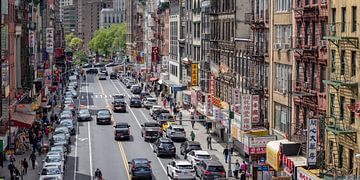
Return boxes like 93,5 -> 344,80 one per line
29,152 -> 36,169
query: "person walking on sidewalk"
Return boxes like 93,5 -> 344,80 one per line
8,162 -> 15,179
191,120 -> 195,129
190,131 -> 195,141
240,161 -> 247,173
234,159 -> 240,179
29,152 -> 36,169
205,123 -> 210,134
223,147 -> 229,163
22,158 -> 28,175
206,135 -> 212,150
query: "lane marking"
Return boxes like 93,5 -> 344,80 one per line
110,80 -> 171,178
86,75 -> 93,178
97,78 -> 131,180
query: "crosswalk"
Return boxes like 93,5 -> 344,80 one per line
79,94 -> 114,100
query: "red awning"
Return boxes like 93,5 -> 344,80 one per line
149,77 -> 159,81
11,112 -> 35,128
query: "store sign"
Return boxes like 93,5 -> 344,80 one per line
252,95 -> 260,124
244,135 -> 277,155
241,94 -> 252,130
205,94 -> 213,116
307,118 -> 318,167
191,63 -> 198,86
46,28 -> 54,53
191,91 -> 197,106
233,89 -> 241,114
211,96 -> 222,108
44,69 -> 52,85
29,30 -> 35,50
209,75 -> 214,95
297,167 -> 321,180
213,107 -> 224,122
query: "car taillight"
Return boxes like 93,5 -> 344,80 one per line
219,171 -> 226,175
204,170 -> 212,175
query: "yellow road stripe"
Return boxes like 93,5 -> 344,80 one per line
97,78 -> 131,180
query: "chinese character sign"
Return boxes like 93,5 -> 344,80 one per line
233,89 -> 241,114
307,119 -> 317,167
241,94 -> 252,130
213,107 -> 223,122
46,28 -> 54,53
191,63 -> 198,86
209,75 -> 215,96
205,94 -> 213,116
252,95 -> 260,124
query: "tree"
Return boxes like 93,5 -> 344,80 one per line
69,37 -> 83,50
65,33 -> 76,45
73,50 -> 88,65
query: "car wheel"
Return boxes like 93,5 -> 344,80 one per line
172,173 -> 174,179
167,167 -> 170,176
141,132 -> 143,137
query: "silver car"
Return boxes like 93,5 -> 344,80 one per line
39,165 -> 63,180
166,124 -> 186,140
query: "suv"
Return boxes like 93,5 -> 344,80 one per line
110,72 -> 117,79
114,122 -> 131,140
157,113 -> 174,123
180,141 -> 202,157
142,98 -> 157,109
195,160 -> 226,179
152,109 -> 170,120
128,158 -> 152,179
166,124 -> 186,140
141,122 -> 161,141
112,99 -> 126,112
96,109 -> 112,125
153,138 -> 176,157
130,96 -> 142,108
98,73 -> 107,80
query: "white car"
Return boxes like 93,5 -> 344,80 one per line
46,151 -> 65,162
98,73 -> 107,80
166,124 -> 186,140
150,105 -> 162,116
143,98 -> 157,109
50,146 -> 67,159
167,160 -> 196,180
186,150 -> 212,165
43,154 -> 65,171
39,165 -> 63,180
59,113 -> 73,121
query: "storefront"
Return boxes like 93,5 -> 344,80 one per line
296,167 -> 321,180
182,90 -> 191,110
282,155 -> 307,179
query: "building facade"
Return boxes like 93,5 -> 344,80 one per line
60,0 -> 74,21
99,8 -> 124,28
63,2 -> 78,35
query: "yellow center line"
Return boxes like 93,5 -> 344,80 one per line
97,78 -> 131,180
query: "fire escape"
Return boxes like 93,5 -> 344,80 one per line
200,1 -> 211,93
245,0 -> 268,126
322,3 -> 359,176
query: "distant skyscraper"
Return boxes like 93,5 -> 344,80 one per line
60,0 -> 74,21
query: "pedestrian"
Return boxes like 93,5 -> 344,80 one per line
22,158 -> 28,175
240,170 -> 246,180
240,161 -> 247,173
234,159 -> 240,179
163,99 -> 167,108
190,131 -> 195,141
45,126 -> 49,137
8,163 -> 15,178
9,154 -> 16,163
191,120 -> 195,129
29,152 -> 36,169
36,141 -> 42,155
206,135 -> 212,150
14,167 -> 20,180
205,123 -> 210,134
229,140 -> 234,155
223,147 -> 229,163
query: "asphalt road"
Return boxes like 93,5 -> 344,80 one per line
68,69 -> 195,180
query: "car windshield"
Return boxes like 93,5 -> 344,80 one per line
53,135 -> 66,142
45,156 -> 61,163
189,145 -> 201,150
60,121 -> 72,126
145,123 -> 160,127
177,165 -> 193,169
161,141 -> 174,146
134,167 -> 150,171
50,147 -> 63,152
115,124 -> 128,128
197,154 -> 211,159
207,165 -> 225,172
147,99 -> 157,103
98,111 -> 110,116
173,128 -> 184,132
79,110 -> 89,114
41,167 -> 61,175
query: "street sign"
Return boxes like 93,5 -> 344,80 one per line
46,28 -> 54,53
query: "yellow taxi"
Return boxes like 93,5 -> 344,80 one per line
161,121 -> 177,132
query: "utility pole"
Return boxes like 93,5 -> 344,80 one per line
228,108 -> 234,177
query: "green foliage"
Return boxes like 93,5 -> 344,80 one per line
73,50 -> 88,65
88,23 -> 127,56
65,33 -> 76,45
69,37 -> 83,50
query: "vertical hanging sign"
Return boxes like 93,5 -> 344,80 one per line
233,89 -> 241,114
252,95 -> 260,124
46,28 -> 54,53
241,94 -> 252,130
191,63 -> 198,86
307,118 -> 318,167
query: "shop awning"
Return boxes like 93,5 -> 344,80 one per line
149,77 -> 159,81
266,139 -> 289,172
11,112 -> 36,128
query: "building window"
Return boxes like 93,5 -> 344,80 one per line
275,25 -> 292,48
339,96 -> 345,120
352,6 -> 357,32
351,51 -> 356,77
342,7 -> 346,32
320,64 -> 326,92
275,0 -> 291,12
311,62 -> 317,90
349,149 -> 354,173
275,63 -> 291,93
331,50 -> 336,73
295,105 -> 300,130
332,8 -> 336,23
330,94 -> 335,116
350,99 -> 356,124
338,144 -> 344,168
274,103 -> 288,133
340,50 -> 345,75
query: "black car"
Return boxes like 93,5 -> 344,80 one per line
180,141 -> 202,157
86,68 -> 98,74
130,96 -> 142,108
114,122 -> 131,140
152,109 -> 170,120
82,63 -> 92,68
195,160 -> 226,180
110,72 -> 117,79
96,109 -> 112,125
112,99 -> 126,112
128,158 -> 152,179
131,86 -> 142,94
153,138 -> 176,157
78,109 -> 92,121
100,67 -> 108,76
94,63 -> 105,67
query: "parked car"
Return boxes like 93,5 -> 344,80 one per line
131,85 -> 142,94
126,80 -> 136,88
86,68 -> 98,74
149,106 -> 162,117
59,119 -> 76,135
96,109 -> 112,125
114,122 -> 131,140
128,158 -> 152,179
43,154 -> 65,171
113,94 -> 125,101
157,113 -> 174,123
141,122 -> 161,141
195,160 -> 226,180
186,150 -> 211,166
94,62 -> 105,67
161,121 -> 177,132
82,63 -> 92,68
142,98 -> 157,109
39,165 -> 64,180
98,73 -> 107,80
166,124 -> 186,140
153,138 -> 176,157
110,72 -> 117,79
112,99 -> 127,112
152,109 -> 170,120
78,109 -> 92,121
53,127 -> 71,142
180,141 -> 202,157
140,91 -> 151,100
166,160 -> 196,180
130,96 -> 142,108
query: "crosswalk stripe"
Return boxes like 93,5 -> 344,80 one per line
104,95 -> 107,98
91,95 -> 93,98
100,95 -> 103,98
109,95 -> 112,98
95,95 -> 98,98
